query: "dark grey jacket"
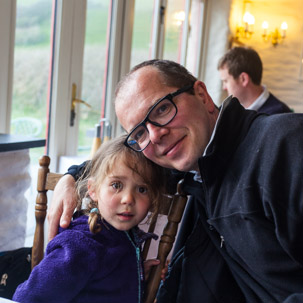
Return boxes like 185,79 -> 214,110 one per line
158,98 -> 303,303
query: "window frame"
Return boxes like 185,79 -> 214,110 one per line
0,0 -> 16,133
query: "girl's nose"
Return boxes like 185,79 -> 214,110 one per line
121,190 -> 135,205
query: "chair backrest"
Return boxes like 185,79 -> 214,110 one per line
143,179 -> 187,303
31,155 -> 63,269
31,155 -> 188,303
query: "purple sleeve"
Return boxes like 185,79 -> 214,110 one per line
13,231 -> 103,303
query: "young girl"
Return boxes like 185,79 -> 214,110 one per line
13,135 -> 168,303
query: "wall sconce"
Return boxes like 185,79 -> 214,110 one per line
262,21 -> 288,46
235,11 -> 255,41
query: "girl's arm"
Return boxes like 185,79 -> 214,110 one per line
13,230 -> 101,303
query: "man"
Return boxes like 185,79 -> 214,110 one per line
48,59 -> 303,302
218,46 -> 292,114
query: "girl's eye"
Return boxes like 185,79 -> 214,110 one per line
138,186 -> 148,194
111,182 -> 122,190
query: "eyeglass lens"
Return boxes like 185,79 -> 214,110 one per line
127,98 -> 176,150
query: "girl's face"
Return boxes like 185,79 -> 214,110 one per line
88,159 -> 152,231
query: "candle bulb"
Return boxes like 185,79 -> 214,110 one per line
262,21 -> 269,37
243,11 -> 254,33
281,22 -> 288,38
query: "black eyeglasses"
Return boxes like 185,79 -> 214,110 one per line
124,84 -> 193,152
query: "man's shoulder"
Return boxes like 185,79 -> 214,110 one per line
252,111 -> 303,142
258,93 -> 292,114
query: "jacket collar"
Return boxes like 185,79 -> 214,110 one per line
203,97 -> 261,160
197,97 -> 262,185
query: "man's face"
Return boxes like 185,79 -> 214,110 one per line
219,66 -> 244,101
115,66 -> 218,172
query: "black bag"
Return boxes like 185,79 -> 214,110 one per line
0,247 -> 32,299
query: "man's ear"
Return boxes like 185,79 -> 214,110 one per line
194,80 -> 207,98
239,72 -> 250,87
87,178 -> 97,201
194,80 -> 216,113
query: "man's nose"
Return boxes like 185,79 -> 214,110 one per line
146,122 -> 168,143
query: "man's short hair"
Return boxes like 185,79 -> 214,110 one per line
115,59 -> 196,97
217,47 -> 263,85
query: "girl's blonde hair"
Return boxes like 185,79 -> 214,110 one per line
76,134 -> 168,234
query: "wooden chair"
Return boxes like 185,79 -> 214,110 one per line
31,155 -> 188,303
142,179 -> 187,303
31,155 -> 63,269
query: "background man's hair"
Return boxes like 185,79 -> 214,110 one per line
217,47 -> 263,85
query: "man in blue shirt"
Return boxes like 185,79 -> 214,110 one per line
218,46 -> 292,114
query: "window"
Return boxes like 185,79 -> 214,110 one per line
163,0 -> 206,77
9,0 -> 54,246
78,0 -> 111,155
163,0 -> 186,62
11,0 -> 53,156
130,0 -> 155,68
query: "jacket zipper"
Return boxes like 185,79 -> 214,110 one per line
125,231 -> 142,303
199,161 -> 225,250
220,235 -> 225,248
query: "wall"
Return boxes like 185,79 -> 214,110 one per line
228,0 -> 303,112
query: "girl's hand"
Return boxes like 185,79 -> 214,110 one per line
144,259 -> 160,280
143,259 -> 170,281
161,260 -> 169,281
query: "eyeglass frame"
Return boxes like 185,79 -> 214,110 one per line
124,84 -> 194,152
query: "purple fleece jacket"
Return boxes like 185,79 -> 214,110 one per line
13,215 -> 156,303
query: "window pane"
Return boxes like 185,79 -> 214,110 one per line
185,0 -> 205,76
78,0 -> 110,156
163,0 -> 186,62
11,0 -> 53,246
11,0 -> 52,142
130,0 -> 155,68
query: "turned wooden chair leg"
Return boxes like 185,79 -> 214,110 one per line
144,180 -> 187,303
31,155 -> 50,270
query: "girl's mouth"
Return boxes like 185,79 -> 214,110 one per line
118,212 -> 134,221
